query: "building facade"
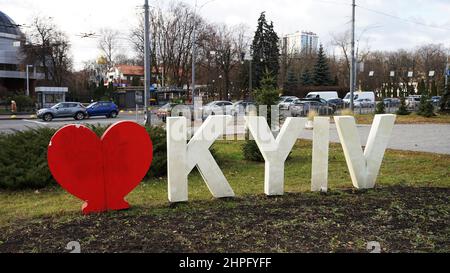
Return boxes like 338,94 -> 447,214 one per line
0,10 -> 43,98
283,31 -> 319,56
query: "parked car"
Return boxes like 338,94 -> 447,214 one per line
37,102 -> 87,122
290,100 -> 335,117
278,96 -> 298,110
201,101 -> 234,118
157,103 -> 194,122
232,100 -> 256,116
383,98 -> 401,107
305,91 -> 339,101
431,96 -> 441,106
406,95 -> 422,109
343,92 -> 376,104
327,98 -> 344,110
354,98 -> 375,108
86,101 -> 119,118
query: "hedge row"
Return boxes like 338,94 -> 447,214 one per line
0,125 -> 167,190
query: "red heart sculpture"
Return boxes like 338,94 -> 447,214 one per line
47,121 -> 153,214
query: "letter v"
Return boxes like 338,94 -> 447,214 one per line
334,114 -> 396,189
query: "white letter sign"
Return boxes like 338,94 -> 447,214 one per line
167,116 -> 235,202
334,114 -> 396,189
245,116 -> 307,196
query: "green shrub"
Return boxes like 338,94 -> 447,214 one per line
375,101 -> 385,114
145,126 -> 167,178
242,140 -> 264,162
11,95 -> 35,112
0,128 -> 57,190
0,125 -> 167,190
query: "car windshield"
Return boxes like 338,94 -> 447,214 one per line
87,103 -> 98,108
51,103 -> 62,109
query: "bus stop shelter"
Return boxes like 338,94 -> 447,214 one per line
35,87 -> 69,108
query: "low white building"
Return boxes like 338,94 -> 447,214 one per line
35,87 -> 69,108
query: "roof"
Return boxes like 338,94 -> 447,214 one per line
0,11 -> 22,36
115,65 -> 144,76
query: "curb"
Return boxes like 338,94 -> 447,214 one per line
0,115 -> 37,121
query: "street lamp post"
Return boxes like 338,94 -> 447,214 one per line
144,0 -> 152,125
192,0 -> 218,102
26,65 -> 33,97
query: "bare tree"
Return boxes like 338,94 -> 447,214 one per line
22,16 -> 72,86
98,28 -> 120,71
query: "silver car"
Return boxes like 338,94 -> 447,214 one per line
37,102 -> 87,122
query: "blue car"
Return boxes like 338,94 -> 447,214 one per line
86,101 -> 119,118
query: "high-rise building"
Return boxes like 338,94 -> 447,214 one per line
283,31 -> 319,56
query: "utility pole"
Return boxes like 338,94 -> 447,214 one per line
144,0 -> 151,125
350,0 -> 356,111
445,53 -> 449,92
191,0 -> 199,103
26,65 -> 33,97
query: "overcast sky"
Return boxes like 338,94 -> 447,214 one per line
1,0 -> 449,70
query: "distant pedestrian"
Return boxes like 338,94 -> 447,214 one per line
11,100 -> 17,113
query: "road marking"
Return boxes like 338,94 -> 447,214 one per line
23,119 -> 49,126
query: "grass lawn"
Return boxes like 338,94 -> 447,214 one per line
0,140 -> 449,253
353,113 -> 450,125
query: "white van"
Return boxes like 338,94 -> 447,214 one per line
343,91 -> 375,103
305,91 -> 339,101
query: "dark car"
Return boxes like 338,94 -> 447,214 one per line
383,98 -> 401,107
290,100 -> 335,117
37,102 -> 87,122
86,101 -> 119,118
327,98 -> 344,109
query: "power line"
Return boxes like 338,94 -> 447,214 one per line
356,4 -> 450,32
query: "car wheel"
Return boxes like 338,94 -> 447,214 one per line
74,112 -> 85,121
110,111 -> 118,118
43,113 -> 53,122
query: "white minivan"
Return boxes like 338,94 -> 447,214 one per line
305,91 -> 339,101
343,91 -> 375,104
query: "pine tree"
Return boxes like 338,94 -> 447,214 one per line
243,71 -> 280,162
397,96 -> 410,115
334,75 -> 339,86
440,83 -> 450,112
313,44 -> 332,86
417,89 -> 435,117
300,69 -> 313,86
417,79 -> 427,94
430,80 -> 438,97
251,12 -> 280,89
284,70 -> 298,93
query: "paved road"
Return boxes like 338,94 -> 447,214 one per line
1,116 -> 449,155
298,123 -> 450,155
0,113 -> 161,133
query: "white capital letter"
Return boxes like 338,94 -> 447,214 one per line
334,114 -> 396,189
167,116 -> 235,202
245,116 -> 306,196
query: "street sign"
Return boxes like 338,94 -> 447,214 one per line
390,71 -> 395,77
